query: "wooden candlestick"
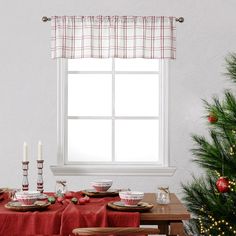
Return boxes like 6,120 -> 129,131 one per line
22,161 -> 29,191
37,160 -> 44,193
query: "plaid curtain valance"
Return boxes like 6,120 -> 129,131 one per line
51,16 -> 176,59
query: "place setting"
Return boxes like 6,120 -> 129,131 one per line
107,190 -> 154,212
81,179 -> 120,197
5,191 -> 50,212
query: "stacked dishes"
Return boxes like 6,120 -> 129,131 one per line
15,191 -> 41,205
91,179 -> 113,192
119,191 -> 144,206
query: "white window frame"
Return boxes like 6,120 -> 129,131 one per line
50,59 -> 176,176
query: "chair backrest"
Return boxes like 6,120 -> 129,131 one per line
72,227 -> 160,235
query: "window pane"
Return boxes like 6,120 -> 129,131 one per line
68,120 -> 112,162
68,58 -> 112,71
115,58 -> 159,71
115,75 -> 159,116
115,120 -> 159,162
68,74 -> 112,116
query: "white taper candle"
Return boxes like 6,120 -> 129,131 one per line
38,141 -> 43,160
23,142 -> 28,162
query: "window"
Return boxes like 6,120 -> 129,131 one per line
51,58 -> 176,176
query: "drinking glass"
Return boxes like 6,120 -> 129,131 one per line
156,186 -> 170,204
55,180 -> 67,196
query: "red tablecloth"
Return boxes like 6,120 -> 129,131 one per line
0,192 -> 140,236
0,192 -> 66,236
61,192 -> 140,235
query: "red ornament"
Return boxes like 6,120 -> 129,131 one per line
78,198 -> 86,205
65,191 -> 74,199
216,177 -> 229,193
57,196 -> 64,203
208,114 -> 218,123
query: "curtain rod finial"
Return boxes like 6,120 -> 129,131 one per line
176,17 -> 184,23
42,16 -> 50,22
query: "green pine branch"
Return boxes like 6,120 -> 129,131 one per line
182,175 -> 236,236
182,53 -> 236,235
191,131 -> 236,179
204,91 -> 236,130
225,53 -> 236,83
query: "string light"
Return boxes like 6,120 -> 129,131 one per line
215,171 -> 221,177
198,210 -> 236,235
229,144 -> 235,156
229,146 -> 234,155
228,180 -> 236,192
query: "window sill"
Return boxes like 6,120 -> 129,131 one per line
50,164 -> 176,176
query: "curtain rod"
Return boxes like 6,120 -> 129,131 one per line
41,16 -> 184,23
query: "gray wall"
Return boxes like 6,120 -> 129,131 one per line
0,0 -> 236,196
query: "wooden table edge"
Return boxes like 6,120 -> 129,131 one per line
140,193 -> 191,221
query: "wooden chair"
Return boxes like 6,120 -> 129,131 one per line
72,227 -> 160,235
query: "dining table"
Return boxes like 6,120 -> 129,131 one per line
0,191 -> 190,236
141,193 -> 190,236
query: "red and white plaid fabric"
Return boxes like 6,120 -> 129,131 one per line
51,16 -> 176,59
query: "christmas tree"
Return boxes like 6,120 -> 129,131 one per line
182,53 -> 236,236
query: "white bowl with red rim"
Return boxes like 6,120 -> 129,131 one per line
91,179 -> 113,192
15,191 -> 41,205
119,191 -> 144,206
